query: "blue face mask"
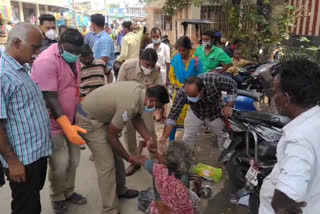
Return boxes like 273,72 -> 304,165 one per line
187,96 -> 200,103
62,48 -> 80,63
144,106 -> 156,113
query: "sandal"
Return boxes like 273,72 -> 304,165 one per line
66,193 -> 87,205
119,189 -> 139,199
52,201 -> 68,214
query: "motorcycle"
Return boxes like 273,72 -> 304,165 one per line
223,61 -> 280,113
161,34 -> 170,46
217,110 -> 290,213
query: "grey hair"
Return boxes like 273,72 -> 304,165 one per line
6,22 -> 41,47
163,141 -> 193,178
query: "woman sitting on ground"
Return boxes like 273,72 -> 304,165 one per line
137,141 -> 198,214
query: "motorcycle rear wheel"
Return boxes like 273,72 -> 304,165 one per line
227,149 -> 252,189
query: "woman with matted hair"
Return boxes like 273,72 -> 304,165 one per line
137,140 -> 199,214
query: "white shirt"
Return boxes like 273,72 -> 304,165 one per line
145,42 -> 170,84
259,105 -> 320,214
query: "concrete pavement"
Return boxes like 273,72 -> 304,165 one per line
0,122 -> 249,214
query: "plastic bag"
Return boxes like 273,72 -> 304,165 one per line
192,163 -> 223,183
138,187 -> 154,213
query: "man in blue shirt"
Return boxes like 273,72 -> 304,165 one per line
0,23 -> 52,214
84,30 -> 96,49
91,14 -> 115,83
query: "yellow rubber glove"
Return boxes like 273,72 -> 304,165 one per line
56,115 -> 87,145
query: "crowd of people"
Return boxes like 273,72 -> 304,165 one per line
0,11 -> 320,214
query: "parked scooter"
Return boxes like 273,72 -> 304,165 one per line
217,110 -> 290,213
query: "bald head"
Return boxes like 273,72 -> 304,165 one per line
6,22 -> 43,64
7,22 -> 42,47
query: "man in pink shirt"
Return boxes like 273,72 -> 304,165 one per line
31,29 -> 87,214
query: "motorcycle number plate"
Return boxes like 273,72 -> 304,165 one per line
245,166 -> 259,186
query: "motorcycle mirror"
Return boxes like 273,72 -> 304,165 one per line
259,49 -> 263,55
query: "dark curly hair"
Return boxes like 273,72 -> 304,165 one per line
60,28 -> 84,46
277,58 -> 320,108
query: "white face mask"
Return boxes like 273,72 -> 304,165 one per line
202,41 -> 212,48
141,65 -> 153,75
45,29 -> 56,40
152,39 -> 161,45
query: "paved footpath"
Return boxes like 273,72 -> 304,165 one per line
0,122 -> 248,214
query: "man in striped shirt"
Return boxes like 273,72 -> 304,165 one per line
80,44 -> 106,99
0,23 -> 53,214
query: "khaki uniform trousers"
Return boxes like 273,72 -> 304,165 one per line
123,111 -> 157,155
49,134 -> 80,201
75,113 -> 126,214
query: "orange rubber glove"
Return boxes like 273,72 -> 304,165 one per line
56,115 -> 87,145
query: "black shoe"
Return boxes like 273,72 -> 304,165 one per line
66,193 -> 87,205
119,189 -> 139,199
52,201 -> 68,214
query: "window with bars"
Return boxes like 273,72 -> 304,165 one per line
154,10 -> 172,31
201,5 -> 229,36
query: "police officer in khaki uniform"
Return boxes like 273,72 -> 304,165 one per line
118,48 -> 163,176
75,81 -> 169,214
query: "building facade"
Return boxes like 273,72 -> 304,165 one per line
145,0 -> 201,46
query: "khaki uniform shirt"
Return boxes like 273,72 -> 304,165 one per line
117,58 -> 163,86
81,81 -> 146,129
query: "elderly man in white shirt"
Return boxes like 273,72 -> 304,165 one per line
259,59 -> 320,214
145,27 -> 171,120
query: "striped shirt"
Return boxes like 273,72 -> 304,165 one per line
0,53 -> 53,168
80,59 -> 106,97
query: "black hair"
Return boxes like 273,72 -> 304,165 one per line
151,27 -> 161,36
140,48 -> 158,63
233,38 -> 243,45
81,44 -> 93,56
201,30 -> 216,39
39,14 -> 55,26
143,26 -> 147,34
146,85 -> 170,104
277,58 -> 320,108
58,25 -> 68,34
60,28 -> 84,46
7,21 -> 13,25
91,14 -> 105,28
202,30 -> 221,45
122,21 -> 132,30
175,36 -> 192,50
184,76 -> 205,91
111,24 -> 114,29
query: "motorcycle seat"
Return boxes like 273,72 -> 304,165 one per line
237,111 -> 291,128
237,90 -> 260,101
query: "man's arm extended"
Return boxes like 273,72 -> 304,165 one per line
131,115 -> 153,142
107,123 -> 141,165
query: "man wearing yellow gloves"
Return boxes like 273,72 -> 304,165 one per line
31,29 -> 87,214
